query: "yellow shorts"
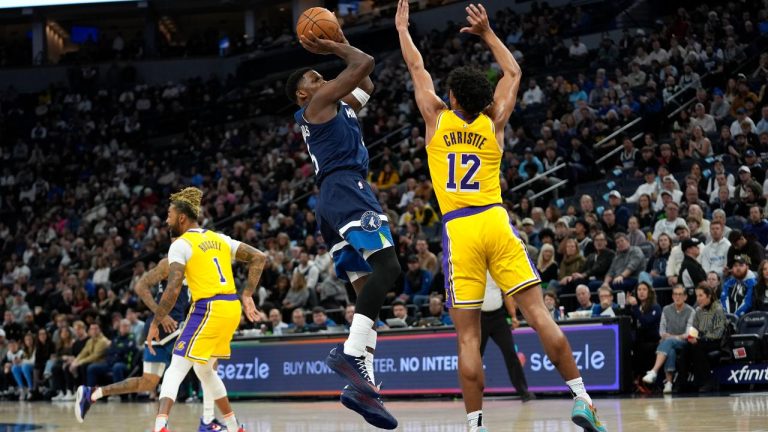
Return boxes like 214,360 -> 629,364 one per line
441,204 -> 541,309
173,294 -> 241,363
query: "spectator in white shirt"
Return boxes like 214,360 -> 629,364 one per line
756,105 -> 768,136
569,36 -> 588,60
689,103 -> 717,135
653,201 -> 688,241
699,220 -> 731,277
627,168 -> 660,203
655,176 -> 683,211
648,40 -> 670,64
730,107 -> 757,137
522,79 -> 544,107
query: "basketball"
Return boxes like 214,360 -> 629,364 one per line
296,7 -> 344,43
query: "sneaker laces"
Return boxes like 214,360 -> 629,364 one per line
364,352 -> 376,388
355,357 -> 373,385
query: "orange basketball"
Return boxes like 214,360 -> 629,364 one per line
296,7 -> 344,43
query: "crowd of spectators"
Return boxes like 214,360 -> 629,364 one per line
2,0 -> 768,401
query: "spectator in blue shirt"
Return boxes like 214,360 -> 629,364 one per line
592,286 -> 620,317
399,255 -> 433,308
308,306 -> 337,332
419,295 -> 453,326
518,148 -> 544,180
743,205 -> 768,247
721,256 -> 756,317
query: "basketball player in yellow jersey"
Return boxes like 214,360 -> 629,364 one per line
147,187 -> 267,432
397,3 -> 606,432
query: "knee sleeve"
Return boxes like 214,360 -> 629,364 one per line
355,247 -> 401,320
143,361 -> 166,378
193,361 -> 227,400
158,355 -> 193,401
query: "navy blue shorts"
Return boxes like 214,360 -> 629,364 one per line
317,171 -> 394,282
143,340 -> 174,364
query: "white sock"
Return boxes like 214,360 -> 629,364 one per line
467,410 -> 483,429
344,314 -> 374,357
365,328 -> 377,384
566,377 -> 592,405
223,412 -> 238,431
154,415 -> 168,432
91,387 -> 103,401
202,390 -> 215,424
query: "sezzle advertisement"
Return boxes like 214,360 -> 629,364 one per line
218,322 -> 621,397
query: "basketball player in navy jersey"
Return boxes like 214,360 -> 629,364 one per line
285,32 -> 400,429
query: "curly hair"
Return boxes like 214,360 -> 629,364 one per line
285,67 -> 312,103
170,187 -> 203,220
447,66 -> 493,117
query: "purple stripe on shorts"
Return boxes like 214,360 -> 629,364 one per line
441,224 -> 454,308
174,301 -> 206,356
441,203 -> 502,224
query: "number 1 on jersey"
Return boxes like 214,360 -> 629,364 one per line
446,153 -> 481,192
212,257 -> 226,284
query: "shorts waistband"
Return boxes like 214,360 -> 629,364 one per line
194,293 -> 239,303
442,204 -> 502,224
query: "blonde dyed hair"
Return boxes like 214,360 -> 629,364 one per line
170,187 -> 203,219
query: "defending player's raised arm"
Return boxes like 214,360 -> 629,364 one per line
461,4 -> 521,133
396,0 -> 446,132
300,32 -> 374,120
234,242 -> 267,322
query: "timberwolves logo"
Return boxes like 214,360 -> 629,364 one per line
176,341 -> 186,351
360,211 -> 382,232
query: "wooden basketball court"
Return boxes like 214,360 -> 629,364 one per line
1,393 -> 764,431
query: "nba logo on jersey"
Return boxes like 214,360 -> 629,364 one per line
360,211 -> 382,232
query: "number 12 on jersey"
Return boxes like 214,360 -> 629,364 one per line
446,153 -> 481,192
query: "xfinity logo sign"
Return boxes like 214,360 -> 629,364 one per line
217,357 -> 270,380
529,344 -> 605,372
726,365 -> 768,384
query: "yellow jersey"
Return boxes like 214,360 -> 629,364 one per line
168,229 -> 239,302
427,110 -> 502,214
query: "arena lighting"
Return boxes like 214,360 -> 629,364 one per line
0,0 -> 139,9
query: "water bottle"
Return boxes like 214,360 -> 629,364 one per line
559,306 -> 565,320
617,291 -> 626,307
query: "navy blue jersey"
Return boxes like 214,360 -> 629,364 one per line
142,282 -> 190,344
295,101 -> 368,186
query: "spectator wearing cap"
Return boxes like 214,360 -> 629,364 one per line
710,88 -> 731,122
679,238 -> 707,291
654,175 -> 683,211
607,190 -> 631,228
521,218 -> 539,248
731,107 -> 757,137
734,165 -> 763,204
652,201 -> 687,242
727,229 -> 765,272
627,168 -> 660,203
744,149 -> 765,185
721,256 -> 756,317
666,225 -> 700,287
600,233 -> 646,292
399,255 -> 433,308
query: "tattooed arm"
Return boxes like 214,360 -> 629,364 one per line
134,258 -> 177,333
234,242 -> 267,322
154,262 -> 185,321
134,258 -> 170,314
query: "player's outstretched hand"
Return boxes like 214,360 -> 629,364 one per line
460,3 -> 491,37
146,321 -> 160,355
158,315 -> 178,334
395,0 -> 410,32
300,31 -> 338,55
242,295 -> 260,322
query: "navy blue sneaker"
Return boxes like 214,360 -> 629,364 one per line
326,343 -> 380,397
198,417 -> 227,431
74,385 -> 93,423
340,385 -> 397,430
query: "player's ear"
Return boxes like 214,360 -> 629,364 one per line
296,88 -> 308,102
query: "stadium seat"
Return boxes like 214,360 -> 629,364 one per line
730,311 -> 768,362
